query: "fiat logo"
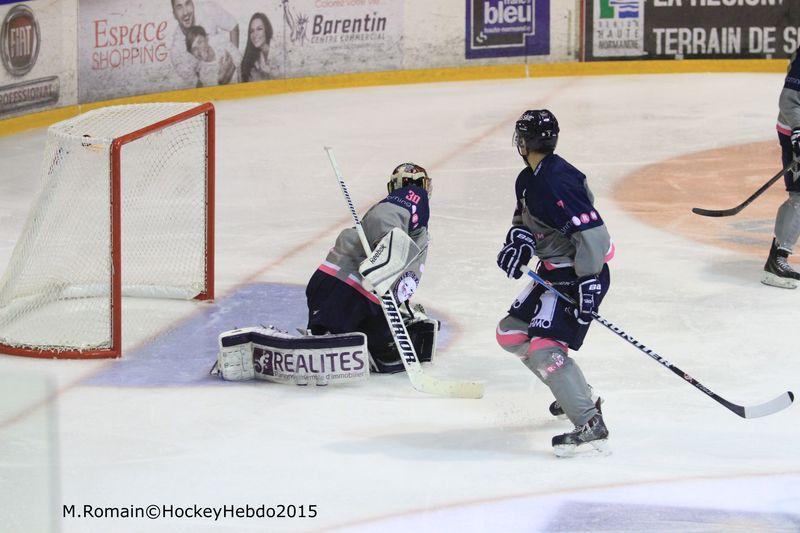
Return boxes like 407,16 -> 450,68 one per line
1,5 -> 40,77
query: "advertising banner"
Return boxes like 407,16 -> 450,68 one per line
0,0 -> 76,118
591,0 -> 645,58
465,0 -> 550,59
78,0 -> 404,104
585,0 -> 800,61
281,0 -> 403,78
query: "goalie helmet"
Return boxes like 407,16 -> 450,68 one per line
387,163 -> 432,198
513,109 -> 559,156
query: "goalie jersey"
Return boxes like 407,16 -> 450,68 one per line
316,185 -> 430,303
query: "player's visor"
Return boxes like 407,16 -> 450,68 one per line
513,131 -> 527,156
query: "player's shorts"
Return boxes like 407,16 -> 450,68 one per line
507,263 -> 611,351
305,269 -> 393,349
778,132 -> 800,192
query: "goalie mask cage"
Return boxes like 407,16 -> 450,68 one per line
0,102 -> 215,359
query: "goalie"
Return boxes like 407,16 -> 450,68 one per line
305,163 -> 436,373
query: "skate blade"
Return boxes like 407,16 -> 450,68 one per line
553,439 -> 611,458
761,272 -> 798,289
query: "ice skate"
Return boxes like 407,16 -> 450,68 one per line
762,239 -> 800,289
549,392 -> 603,420
552,413 -> 610,458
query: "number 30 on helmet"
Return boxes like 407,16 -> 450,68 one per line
513,109 -> 559,156
387,163 -> 432,198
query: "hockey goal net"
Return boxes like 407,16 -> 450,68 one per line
0,102 -> 215,359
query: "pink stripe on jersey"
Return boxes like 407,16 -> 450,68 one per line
542,241 -> 616,271
317,263 -> 380,304
777,122 -> 792,136
318,261 -> 340,276
346,276 -> 380,305
605,242 -> 616,263
542,260 -> 573,271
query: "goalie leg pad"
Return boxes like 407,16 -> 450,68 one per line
217,327 -> 369,385
217,330 -> 256,381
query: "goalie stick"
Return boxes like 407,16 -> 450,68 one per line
324,147 -> 484,399
522,266 -> 794,419
691,162 -> 795,217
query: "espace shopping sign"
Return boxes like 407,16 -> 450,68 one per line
466,0 -> 550,59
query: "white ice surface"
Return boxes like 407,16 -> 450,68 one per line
0,73 -> 798,532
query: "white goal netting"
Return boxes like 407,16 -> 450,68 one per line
0,103 -> 212,356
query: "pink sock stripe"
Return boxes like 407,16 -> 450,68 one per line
527,337 -> 568,354
496,327 -> 529,348
346,276 -> 380,305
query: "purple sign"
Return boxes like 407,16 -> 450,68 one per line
466,0 -> 550,59
253,344 -> 367,384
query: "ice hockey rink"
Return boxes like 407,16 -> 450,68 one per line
1,71 -> 799,532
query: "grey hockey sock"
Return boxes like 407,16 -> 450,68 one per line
522,345 -> 597,426
774,193 -> 800,251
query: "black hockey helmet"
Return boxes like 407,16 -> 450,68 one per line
388,163 -> 432,197
513,109 -> 559,156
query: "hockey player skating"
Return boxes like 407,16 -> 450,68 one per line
764,46 -> 800,288
495,110 -> 614,457
306,163 -> 437,374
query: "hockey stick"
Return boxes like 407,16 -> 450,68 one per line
691,161 -> 795,217
522,266 -> 794,418
324,147 -> 484,399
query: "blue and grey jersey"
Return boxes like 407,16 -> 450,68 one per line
778,47 -> 800,135
512,154 -> 613,277
318,185 -> 429,302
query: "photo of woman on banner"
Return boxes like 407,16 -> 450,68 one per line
185,25 -> 242,86
241,12 -> 274,82
169,0 -> 239,87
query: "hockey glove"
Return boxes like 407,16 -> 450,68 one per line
497,226 -> 536,279
402,301 -> 429,322
573,275 -> 602,325
402,301 -> 441,330
792,128 -> 800,160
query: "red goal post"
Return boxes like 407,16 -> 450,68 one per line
0,102 -> 215,359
